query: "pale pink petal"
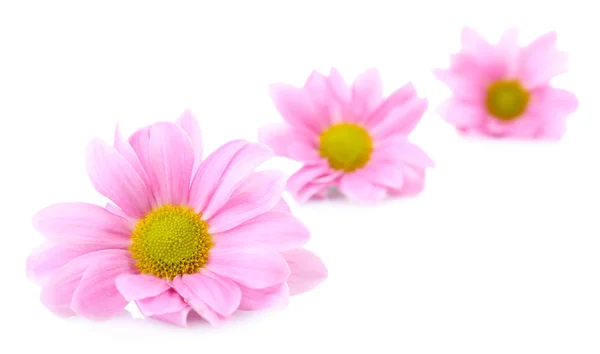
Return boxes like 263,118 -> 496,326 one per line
295,182 -> 335,203
377,138 -> 435,168
188,139 -> 247,214
181,270 -> 241,316
114,124 -> 152,190
460,27 -> 510,80
271,198 -> 291,213
128,126 -> 152,179
437,98 -> 486,128
26,243 -> 90,285
461,27 -> 492,54
357,160 -> 404,190
207,248 -> 290,289
498,28 -> 520,76
328,68 -> 352,103
151,306 -> 192,327
201,142 -> 273,220
115,273 -> 169,301
365,83 -> 416,127
40,250 -> 130,318
268,83 -> 322,133
351,68 -> 383,117
286,163 -> 341,202
238,282 -> 289,311
136,289 -> 188,316
148,122 -> 195,205
530,87 -> 579,120
207,170 -> 286,233
171,277 -> 228,326
370,95 -> 428,139
338,173 -> 387,202
71,250 -> 134,320
304,70 -> 331,107
86,138 -> 152,218
282,248 -> 328,296
213,210 -> 310,252
176,109 -> 203,174
258,123 -> 320,162
390,165 -> 427,196
105,203 -> 130,220
32,203 -> 131,248
520,32 -> 569,89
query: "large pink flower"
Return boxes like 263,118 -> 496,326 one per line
27,110 -> 327,327
260,68 -> 434,202
435,27 -> 579,139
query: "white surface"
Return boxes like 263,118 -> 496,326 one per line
1,0 -> 599,353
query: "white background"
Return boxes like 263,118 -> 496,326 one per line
1,0 -> 599,353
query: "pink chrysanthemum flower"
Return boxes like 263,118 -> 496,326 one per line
260,68 -> 434,202
27,110 -> 327,327
435,27 -> 579,139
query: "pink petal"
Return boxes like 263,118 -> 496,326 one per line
200,142 -> 274,220
148,122 -> 195,205
188,139 -> 247,214
376,138 -> 435,168
171,278 -> 228,326
338,172 -> 387,202
328,67 -> 352,103
366,83 -> 423,132
370,95 -> 428,139
389,165 -> 427,197
181,270 -> 241,316
151,306 -> 192,327
282,248 -> 328,296
71,250 -> 134,320
213,210 -> 310,252
238,282 -> 289,311
461,26 -> 492,54
304,70 -> 331,107
258,123 -> 320,162
86,138 -> 153,218
115,273 -> 169,301
207,170 -> 286,233
498,28 -> 520,77
532,88 -> 578,140
268,83 -> 322,134
351,68 -> 383,117
40,250 -> 130,318
114,124 -> 152,191
437,98 -> 485,128
136,289 -> 188,317
520,32 -> 569,89
32,203 -> 131,248
105,203 -> 131,220
271,198 -> 291,213
176,109 -> 203,174
286,163 -> 341,202
127,126 -> 152,180
357,160 -> 404,190
26,243 -> 90,285
207,248 -> 290,289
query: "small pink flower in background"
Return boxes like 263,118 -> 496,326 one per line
27,110 -> 327,327
260,68 -> 434,203
435,27 -> 578,139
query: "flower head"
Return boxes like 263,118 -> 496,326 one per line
27,110 -> 327,327
260,68 -> 434,202
435,27 -> 579,139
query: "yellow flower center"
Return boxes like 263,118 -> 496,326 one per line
486,80 -> 530,121
319,123 -> 373,172
130,205 -> 213,279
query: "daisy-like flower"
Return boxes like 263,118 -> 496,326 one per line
27,110 -> 327,327
260,68 -> 434,202
435,27 -> 579,139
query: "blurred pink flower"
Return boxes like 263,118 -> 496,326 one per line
435,27 -> 578,139
27,110 -> 327,327
261,68 -> 434,202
